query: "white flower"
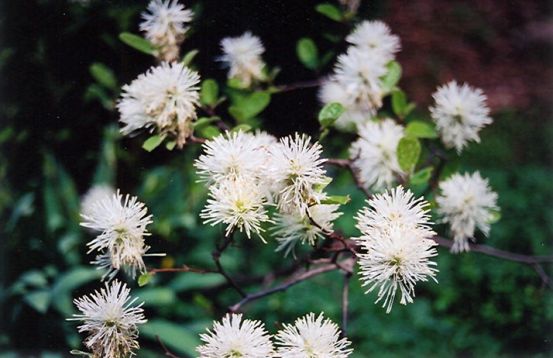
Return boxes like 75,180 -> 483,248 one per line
194,131 -> 270,184
220,32 -> 266,86
81,185 -> 115,218
350,119 -> 405,191
319,79 -> 369,131
275,312 -> 353,358
274,204 -> 342,256
346,20 -> 401,61
355,186 -> 433,236
200,177 -> 271,240
140,0 -> 193,61
357,224 -> 438,313
436,172 -> 499,253
68,280 -> 146,358
430,81 -> 492,153
118,62 -> 200,148
197,313 -> 275,358
269,134 -> 328,215
80,190 -> 153,280
333,46 -> 388,114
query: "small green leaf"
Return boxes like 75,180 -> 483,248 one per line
228,92 -> 271,121
138,273 -> 152,287
24,290 -> 51,313
141,320 -> 201,357
165,140 -> 176,150
410,166 -> 434,186
181,49 -> 199,66
405,120 -> 438,139
397,136 -> 421,172
321,195 -> 351,205
381,61 -> 402,94
315,3 -> 343,21
193,116 -> 219,129
231,124 -> 252,133
318,102 -> 345,128
313,176 -> 333,192
135,287 -> 176,306
199,125 -> 220,139
487,209 -> 501,224
296,38 -> 319,70
200,79 -> 219,106
89,63 -> 117,91
119,32 -> 155,55
392,90 -> 407,117
142,135 -> 165,152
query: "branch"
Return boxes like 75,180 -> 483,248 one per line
229,259 -> 354,312
149,264 -> 213,275
341,272 -> 352,338
213,235 -> 247,297
326,158 -> 372,199
156,336 -> 182,358
276,78 -> 324,93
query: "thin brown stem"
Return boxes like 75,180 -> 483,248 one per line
213,235 -> 247,297
149,264 -> 213,275
341,272 -> 352,338
156,335 -> 182,358
276,78 -> 324,93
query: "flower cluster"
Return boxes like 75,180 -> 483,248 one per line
196,312 -> 352,357
196,131 -> 339,248
349,118 -> 405,191
68,280 -> 146,358
80,190 -> 154,280
436,172 -> 499,253
430,81 -> 492,153
219,32 -> 267,87
117,62 -> 200,148
320,20 -> 400,130
355,186 -> 438,313
140,0 -> 193,62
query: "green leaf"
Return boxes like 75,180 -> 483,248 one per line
321,195 -> 351,205
198,125 -> 220,139
20,270 -> 48,288
487,209 -> 501,224
141,320 -> 201,357
142,135 -> 165,152
313,176 -> 333,192
200,79 -> 219,106
296,38 -> 319,70
165,140 -> 176,150
231,124 -> 252,133
93,125 -> 118,185
169,273 -> 226,292
228,92 -> 271,121
89,63 -> 117,91
138,273 -> 152,287
391,89 -> 407,117
24,290 -> 51,313
50,267 -> 102,315
135,287 -> 176,307
315,3 -> 343,21
397,136 -> 421,172
405,120 -> 438,139
410,167 -> 434,186
381,61 -> 402,94
181,49 -> 199,66
193,116 -> 219,129
318,102 -> 344,128
119,32 -> 155,55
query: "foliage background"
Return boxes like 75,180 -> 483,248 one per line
1,0 -> 552,356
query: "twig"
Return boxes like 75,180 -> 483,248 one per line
156,335 -> 182,358
213,235 -> 247,297
149,264 -> 213,275
276,78 -> 324,93
326,158 -> 372,199
229,260 -> 352,312
341,272 -> 352,338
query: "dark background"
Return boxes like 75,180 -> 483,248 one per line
1,0 -> 552,356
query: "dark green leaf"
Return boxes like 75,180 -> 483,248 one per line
181,49 -> 199,66
141,320 -> 201,356
135,287 -> 176,306
200,79 -> 219,106
142,135 -> 165,152
50,267 -> 101,315
193,116 -> 219,129
24,290 -> 51,313
397,136 -> 421,172
228,92 -> 271,121
89,63 -> 117,91
169,273 -> 226,292
198,125 -> 220,139
119,32 -> 155,55
315,3 -> 343,21
405,120 -> 438,139
318,102 -> 345,128
410,167 -> 434,186
392,90 -> 407,117
381,61 -> 402,94
296,38 -> 319,70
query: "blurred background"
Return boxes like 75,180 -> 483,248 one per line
1,0 -> 552,356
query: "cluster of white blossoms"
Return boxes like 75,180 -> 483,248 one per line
140,0 -> 193,62
196,312 -> 352,357
219,32 -> 267,87
320,20 -> 400,130
436,172 -> 499,253
117,62 -> 200,148
349,118 -> 405,191
430,81 -> 493,153
80,190 -> 154,280
68,280 -> 146,358
195,131 -> 339,250
356,186 -> 439,313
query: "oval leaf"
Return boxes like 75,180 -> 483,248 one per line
296,38 -> 319,70
89,63 -> 117,91
142,135 -> 165,152
410,166 -> 434,186
405,120 -> 438,139
119,32 -> 155,55
397,136 -> 421,172
315,3 -> 343,21
200,79 -> 219,106
318,102 -> 344,128
381,61 -> 402,94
